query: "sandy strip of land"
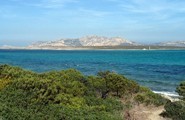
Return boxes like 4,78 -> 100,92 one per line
124,104 -> 171,120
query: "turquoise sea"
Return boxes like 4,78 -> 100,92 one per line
0,49 -> 185,96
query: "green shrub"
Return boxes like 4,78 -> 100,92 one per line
88,71 -> 140,98
162,101 -> 185,120
0,79 -> 11,90
139,86 -> 151,93
0,64 -> 36,80
134,87 -> 169,106
85,96 -> 123,112
162,81 -> 185,120
1,64 -> 170,120
134,94 -> 145,103
176,81 -> 185,100
0,65 -> 124,120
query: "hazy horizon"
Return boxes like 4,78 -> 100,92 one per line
1,0 -> 185,46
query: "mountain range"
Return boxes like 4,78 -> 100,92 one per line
27,36 -> 140,49
1,36 -> 185,49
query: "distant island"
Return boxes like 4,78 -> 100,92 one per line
1,35 -> 185,50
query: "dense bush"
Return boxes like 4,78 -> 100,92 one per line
87,71 -> 140,98
0,65 -> 167,120
0,78 -> 11,90
0,65 -> 124,120
162,81 -> 185,120
176,81 -> 185,100
134,86 -> 169,106
162,101 -> 185,120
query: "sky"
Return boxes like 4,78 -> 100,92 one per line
1,0 -> 185,46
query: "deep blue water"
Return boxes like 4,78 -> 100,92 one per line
0,49 -> 185,96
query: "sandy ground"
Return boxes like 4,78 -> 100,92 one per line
124,104 -> 171,120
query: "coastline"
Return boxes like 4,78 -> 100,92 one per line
1,46 -> 185,51
0,49 -> 184,96
153,91 -> 180,102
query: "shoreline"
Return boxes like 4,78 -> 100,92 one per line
153,91 -> 181,102
1,45 -> 185,51
1,47 -> 185,51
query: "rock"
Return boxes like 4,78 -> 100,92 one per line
27,35 -> 140,48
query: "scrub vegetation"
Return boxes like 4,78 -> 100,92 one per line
0,65 -> 169,120
162,81 -> 185,120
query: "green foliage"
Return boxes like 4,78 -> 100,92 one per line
162,101 -> 185,120
176,81 -> 185,100
87,71 -> 139,98
139,86 -> 151,93
0,64 -> 168,120
0,65 -> 124,120
0,78 -> 11,90
105,72 -> 139,97
0,64 -> 36,80
87,75 -> 108,98
134,86 -> 169,106
162,81 -> 185,120
85,96 -> 123,112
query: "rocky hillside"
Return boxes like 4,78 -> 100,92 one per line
79,36 -> 137,46
27,36 -> 140,48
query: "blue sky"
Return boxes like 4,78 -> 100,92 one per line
1,0 -> 185,46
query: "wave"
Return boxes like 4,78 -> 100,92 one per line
153,91 -> 179,97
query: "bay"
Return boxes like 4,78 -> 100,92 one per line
0,49 -> 185,96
